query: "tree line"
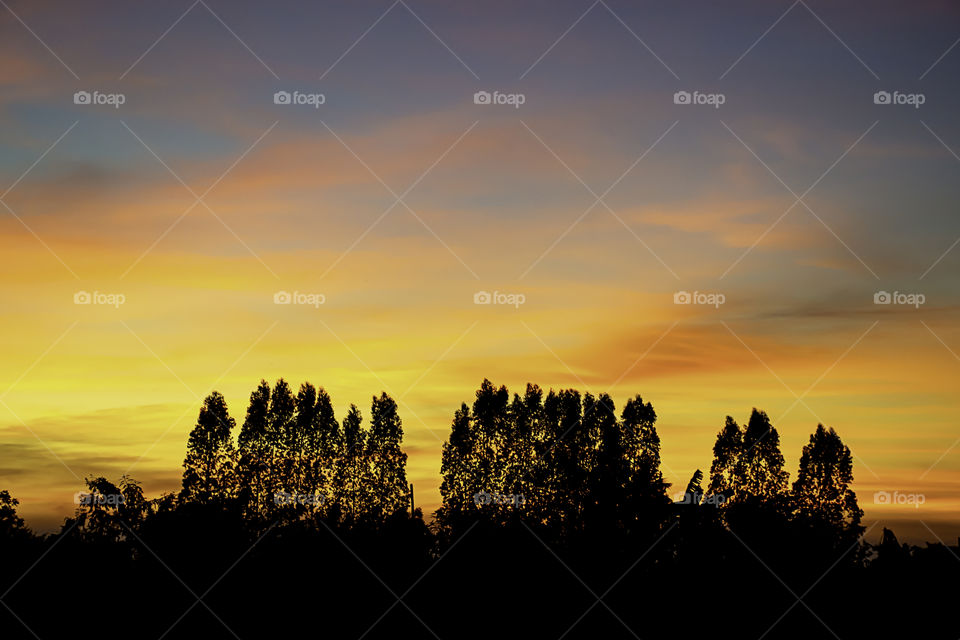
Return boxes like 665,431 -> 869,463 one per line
182,380 -> 410,526
0,378 -> 947,639
435,380 -> 863,550
38,377 -> 863,545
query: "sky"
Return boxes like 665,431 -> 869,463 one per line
1,0 -> 960,542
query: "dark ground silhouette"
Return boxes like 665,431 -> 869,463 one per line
0,379 -> 952,639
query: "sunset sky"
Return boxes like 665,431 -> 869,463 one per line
2,0 -> 960,542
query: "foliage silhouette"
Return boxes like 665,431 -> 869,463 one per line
0,378 -> 953,639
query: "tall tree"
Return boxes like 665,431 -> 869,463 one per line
542,388 -> 585,529
288,383 -> 318,501
585,393 -> 623,528
437,402 -> 476,528
740,409 -> 788,499
238,380 -> 271,452
267,378 -> 296,453
708,416 -> 743,498
291,382 -> 319,455
792,424 -> 863,538
304,386 -> 341,511
237,380 -> 272,517
366,393 -> 409,522
504,384 -> 543,517
618,395 -> 670,528
181,391 -> 236,505
708,410 -> 787,504
332,404 -> 366,522
437,380 -> 531,529
313,387 -> 342,464
267,379 -> 296,514
471,379 -> 511,499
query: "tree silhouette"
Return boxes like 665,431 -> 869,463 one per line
366,392 -> 409,521
740,408 -> 788,499
181,391 -> 236,505
66,475 -> 145,542
708,415 -> 742,499
708,409 -> 788,508
238,379 -> 271,451
331,403 -> 366,523
304,385 -> 341,513
236,379 -> 273,519
265,378 -> 296,508
0,490 -> 29,540
437,381 -> 670,540
504,383 -> 543,514
542,388 -> 586,531
792,424 -> 863,542
437,401 -> 480,528
618,394 -> 670,518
